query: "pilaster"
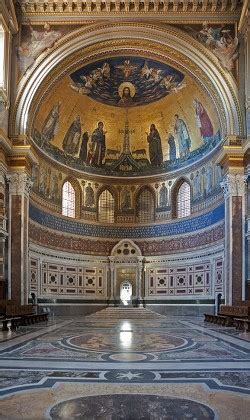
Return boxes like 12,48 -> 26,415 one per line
137,257 -> 144,307
108,257 -> 115,306
220,173 -> 247,304
0,162 -> 8,299
6,172 -> 33,304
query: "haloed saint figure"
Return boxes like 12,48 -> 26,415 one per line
90,121 -> 106,167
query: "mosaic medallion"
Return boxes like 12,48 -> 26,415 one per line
50,394 -> 215,419
68,332 -> 187,352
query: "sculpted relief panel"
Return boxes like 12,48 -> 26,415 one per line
32,56 -> 221,176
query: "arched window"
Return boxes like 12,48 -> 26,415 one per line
98,189 -> 114,223
136,188 -> 155,223
177,182 -> 191,218
62,181 -> 76,218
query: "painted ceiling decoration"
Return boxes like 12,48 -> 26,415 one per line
33,55 -> 221,177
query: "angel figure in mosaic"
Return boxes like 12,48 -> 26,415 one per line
116,60 -> 138,78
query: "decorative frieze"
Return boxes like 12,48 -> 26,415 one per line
29,202 -> 225,238
29,221 -> 224,255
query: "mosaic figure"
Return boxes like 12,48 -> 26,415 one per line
31,165 -> 39,190
86,142 -> 94,165
174,114 -> 191,158
118,82 -> 136,106
146,124 -> 163,167
118,86 -> 134,106
206,166 -> 213,193
159,183 -> 168,207
193,171 -> 201,198
167,133 -> 176,161
193,99 -> 214,140
39,168 -> 48,196
79,131 -> 89,163
121,188 -> 131,210
91,122 -> 106,167
116,59 -> 138,78
85,183 -> 95,207
50,174 -> 59,201
62,116 -> 81,155
41,102 -> 60,144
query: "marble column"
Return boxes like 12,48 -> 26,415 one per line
220,173 -> 247,305
6,172 -> 33,305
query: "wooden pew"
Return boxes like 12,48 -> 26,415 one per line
234,318 -> 250,332
0,300 -> 49,330
204,305 -> 250,327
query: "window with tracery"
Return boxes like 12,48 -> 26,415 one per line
177,182 -> 191,218
98,190 -> 114,223
62,181 -> 76,218
136,189 -> 154,222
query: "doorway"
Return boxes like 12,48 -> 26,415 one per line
120,281 -> 132,306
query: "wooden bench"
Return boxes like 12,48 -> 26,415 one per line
0,300 -> 49,329
19,312 -> 48,326
204,305 -> 250,327
1,317 -> 21,331
234,318 -> 250,332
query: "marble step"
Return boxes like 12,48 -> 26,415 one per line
86,307 -> 164,319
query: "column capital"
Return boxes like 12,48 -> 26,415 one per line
6,172 -> 33,196
220,173 -> 247,198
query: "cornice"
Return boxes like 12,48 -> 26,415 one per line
14,0 -> 243,23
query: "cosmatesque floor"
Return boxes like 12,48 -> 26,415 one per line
0,308 -> 250,419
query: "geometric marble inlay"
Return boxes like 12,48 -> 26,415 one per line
68,332 -> 186,352
50,394 -> 215,419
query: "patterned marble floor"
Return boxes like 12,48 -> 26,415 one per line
0,310 -> 250,419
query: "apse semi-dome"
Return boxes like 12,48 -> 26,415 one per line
32,55 -> 221,177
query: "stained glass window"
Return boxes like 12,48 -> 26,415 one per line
177,182 -> 191,218
62,181 -> 75,218
98,190 -> 114,223
137,189 -> 154,222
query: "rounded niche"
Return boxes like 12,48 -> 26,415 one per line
32,54 -> 221,177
